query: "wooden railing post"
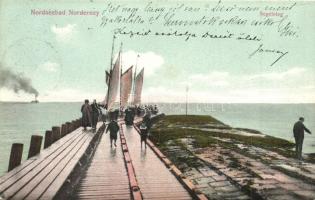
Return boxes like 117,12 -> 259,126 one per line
72,120 -> 77,130
61,124 -> 66,137
71,121 -> 75,131
66,122 -> 71,133
52,126 -> 60,142
79,117 -> 82,127
77,118 -> 81,128
76,119 -> 79,128
8,143 -> 23,171
73,120 -> 77,129
44,130 -> 53,148
28,135 -> 43,158
64,123 -> 69,135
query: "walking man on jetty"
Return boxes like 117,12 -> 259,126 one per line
106,113 -> 120,148
140,123 -> 148,149
143,113 -> 152,130
293,117 -> 312,160
139,113 -> 152,149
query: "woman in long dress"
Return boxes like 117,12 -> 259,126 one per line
81,99 -> 92,130
91,99 -> 101,131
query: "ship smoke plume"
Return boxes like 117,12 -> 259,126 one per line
0,62 -> 39,97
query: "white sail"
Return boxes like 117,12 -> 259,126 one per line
105,52 -> 121,110
105,70 -> 111,86
101,72 -> 112,106
120,66 -> 133,108
133,68 -> 144,105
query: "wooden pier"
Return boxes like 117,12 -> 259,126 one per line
73,124 -> 131,200
0,115 -> 203,200
121,124 -> 192,200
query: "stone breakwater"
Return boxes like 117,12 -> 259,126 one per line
149,115 -> 315,200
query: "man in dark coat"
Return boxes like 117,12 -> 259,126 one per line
125,107 -> 135,125
293,117 -> 312,160
106,117 -> 120,147
81,99 -> 92,131
143,113 -> 152,130
136,106 -> 142,116
153,105 -> 159,114
91,99 -> 101,132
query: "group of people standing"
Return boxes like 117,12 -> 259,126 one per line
81,99 -> 157,149
81,99 -> 102,132
81,100 -> 313,160
104,105 -> 154,148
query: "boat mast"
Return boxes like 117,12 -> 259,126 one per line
119,42 -> 123,111
105,35 -> 115,108
110,35 -> 116,71
132,54 -> 140,105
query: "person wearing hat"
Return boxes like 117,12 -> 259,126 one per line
143,113 -> 152,130
81,99 -> 92,131
124,107 -> 134,126
106,114 -> 120,147
91,99 -> 101,132
293,117 -> 312,160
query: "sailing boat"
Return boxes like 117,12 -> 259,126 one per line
132,68 -> 144,106
104,51 -> 121,110
120,66 -> 133,108
101,37 -> 144,112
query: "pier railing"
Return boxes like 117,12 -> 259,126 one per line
0,118 -> 105,200
8,118 -> 82,172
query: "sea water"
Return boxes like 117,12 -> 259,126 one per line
158,103 -> 315,153
0,102 -> 314,175
0,102 -> 81,176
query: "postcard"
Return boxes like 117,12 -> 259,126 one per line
0,0 -> 314,199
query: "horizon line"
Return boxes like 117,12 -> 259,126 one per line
1,100 -> 315,104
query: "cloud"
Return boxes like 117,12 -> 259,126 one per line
143,86 -> 184,102
245,67 -> 306,81
229,87 -> 315,103
140,84 -> 315,103
51,24 -> 76,42
1,64 -> 312,103
187,67 -> 308,89
175,67 -> 314,103
39,88 -> 104,102
39,61 -> 59,72
301,85 -> 315,90
189,71 -> 230,87
0,88 -> 36,101
117,51 -> 164,76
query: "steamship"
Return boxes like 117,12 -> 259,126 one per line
30,96 -> 39,103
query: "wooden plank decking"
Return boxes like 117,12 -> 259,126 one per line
122,125 -> 192,200
73,129 -> 131,200
0,117 -> 194,200
74,122 -> 193,200
0,123 -> 102,200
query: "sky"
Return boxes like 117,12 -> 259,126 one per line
0,0 -> 315,103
